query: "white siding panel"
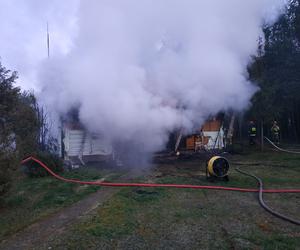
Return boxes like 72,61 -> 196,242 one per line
203,130 -> 224,149
64,128 -> 112,158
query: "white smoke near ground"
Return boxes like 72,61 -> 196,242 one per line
39,0 -> 286,154
0,0 -> 286,156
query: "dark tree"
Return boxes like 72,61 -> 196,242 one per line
0,62 -> 40,196
248,0 -> 300,142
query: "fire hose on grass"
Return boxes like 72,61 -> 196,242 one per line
264,136 -> 300,154
236,168 -> 300,226
21,156 -> 300,225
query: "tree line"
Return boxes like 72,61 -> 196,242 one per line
248,0 -> 300,142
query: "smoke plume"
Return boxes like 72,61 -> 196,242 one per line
1,0 -> 286,154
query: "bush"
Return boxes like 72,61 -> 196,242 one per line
0,154 -> 16,206
22,152 -> 64,178
0,168 -> 10,196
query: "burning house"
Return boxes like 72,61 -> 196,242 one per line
59,110 -> 113,168
60,106 -> 234,168
174,114 -> 235,153
186,119 -> 225,151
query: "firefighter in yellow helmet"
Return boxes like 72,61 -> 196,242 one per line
248,120 -> 257,145
271,120 -> 280,144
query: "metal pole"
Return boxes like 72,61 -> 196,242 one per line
261,120 -> 264,151
47,22 -> 50,58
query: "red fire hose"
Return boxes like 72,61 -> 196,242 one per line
21,156 -> 300,194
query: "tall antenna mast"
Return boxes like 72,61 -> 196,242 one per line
47,22 -> 50,58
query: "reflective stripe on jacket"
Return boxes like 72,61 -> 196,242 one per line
249,127 -> 256,136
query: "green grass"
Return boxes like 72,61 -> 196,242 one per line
0,167 -> 118,241
233,147 -> 300,166
244,232 -> 300,250
1,150 -> 300,249
47,150 -> 300,249
43,195 -> 300,249
76,187 -> 167,239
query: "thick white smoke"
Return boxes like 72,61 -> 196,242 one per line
1,0 -> 286,154
40,0 -> 285,153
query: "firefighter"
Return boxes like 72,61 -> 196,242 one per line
271,120 -> 280,144
248,120 -> 257,145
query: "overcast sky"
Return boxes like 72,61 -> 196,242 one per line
0,0 -> 79,90
0,0 -> 285,92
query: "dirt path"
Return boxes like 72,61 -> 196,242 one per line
0,187 -> 120,250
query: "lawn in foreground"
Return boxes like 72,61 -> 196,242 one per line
47,150 -> 300,250
0,167 -> 120,241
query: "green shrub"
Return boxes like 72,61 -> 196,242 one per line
0,155 -> 15,205
0,169 -> 10,196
